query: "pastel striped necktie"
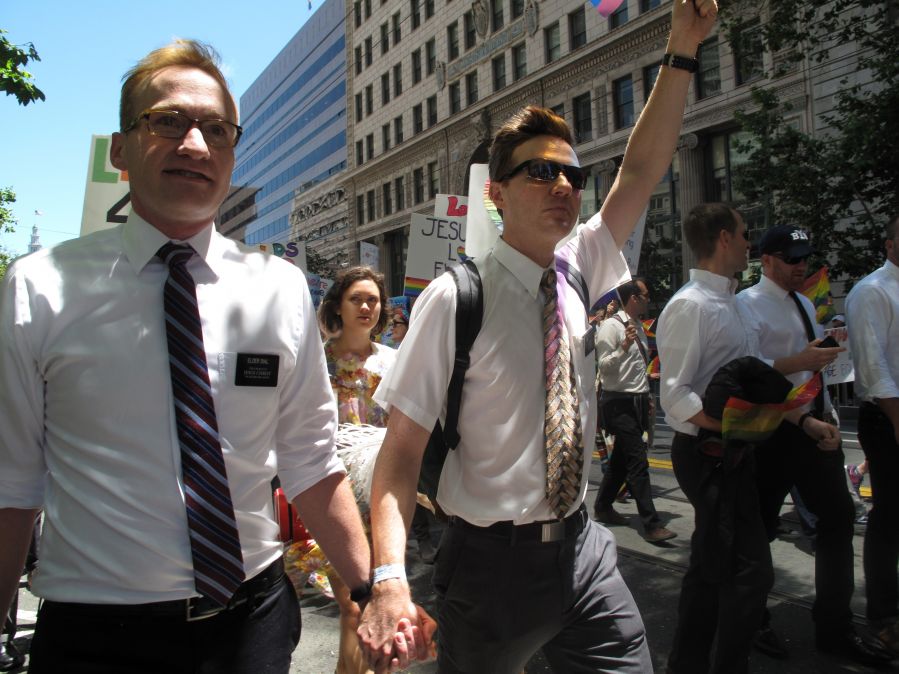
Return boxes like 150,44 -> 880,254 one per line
158,243 -> 244,606
541,268 -> 583,519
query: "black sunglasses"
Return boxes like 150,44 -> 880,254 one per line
498,159 -> 588,190
772,252 -> 810,265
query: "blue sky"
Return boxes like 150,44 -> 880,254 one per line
2,1 -> 318,256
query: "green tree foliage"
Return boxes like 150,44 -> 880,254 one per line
1,29 -> 45,105
0,187 -> 18,282
721,0 -> 899,284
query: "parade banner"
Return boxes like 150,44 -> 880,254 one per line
822,325 -> 854,385
403,195 -> 468,297
81,135 -> 131,236
257,240 -> 308,272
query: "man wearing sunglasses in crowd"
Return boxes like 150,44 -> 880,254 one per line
359,1 -> 719,672
0,40 -> 374,672
735,225 -> 893,666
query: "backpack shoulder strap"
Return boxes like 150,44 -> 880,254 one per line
443,258 -> 483,449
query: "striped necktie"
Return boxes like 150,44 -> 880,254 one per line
541,268 -> 583,518
158,243 -> 244,606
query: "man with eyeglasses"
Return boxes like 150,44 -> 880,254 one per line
0,40 -> 374,673
359,2 -> 719,672
735,224 -> 893,666
593,277 -> 676,544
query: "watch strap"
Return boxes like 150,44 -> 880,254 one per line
662,52 -> 699,73
349,580 -> 373,604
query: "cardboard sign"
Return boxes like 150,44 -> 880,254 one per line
403,195 -> 468,297
822,326 -> 854,385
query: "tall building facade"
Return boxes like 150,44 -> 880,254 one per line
219,0 -> 348,245
284,0 -> 871,297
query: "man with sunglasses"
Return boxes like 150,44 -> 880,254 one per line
735,225 -> 892,666
0,40 -> 374,672
360,2 -> 719,672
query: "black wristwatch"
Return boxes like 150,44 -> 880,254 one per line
661,52 -> 699,73
798,411 -> 815,431
350,581 -> 373,605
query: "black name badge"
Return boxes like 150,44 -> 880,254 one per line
235,353 -> 280,387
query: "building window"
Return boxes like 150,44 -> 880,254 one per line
492,0 -> 504,32
367,189 -> 375,222
544,22 -> 560,64
696,37 -> 721,99
426,39 -> 436,75
551,102 -> 564,119
364,0 -> 371,19
381,73 -> 391,104
447,22 -> 460,61
413,167 -> 425,203
357,194 -> 365,224
392,12 -> 401,44
354,1 -> 362,28
366,133 -> 375,160
365,37 -> 373,66
395,176 -> 405,211
639,0 -> 661,11
573,92 -> 592,142
355,46 -> 362,74
492,54 -> 507,91
355,92 -> 363,121
386,229 -> 408,294
427,95 -> 438,127
569,8 -> 587,50
613,75 -> 634,129
425,0 -> 434,19
394,115 -> 404,144
734,20 -> 764,86
413,104 -> 423,133
412,49 -> 422,83
356,140 -> 364,166
428,160 -> 439,198
707,130 -> 764,237
449,81 -> 462,114
393,63 -> 403,96
511,0 -> 523,19
644,63 -> 660,100
466,71 -> 478,106
365,84 -> 373,115
411,0 -> 421,29
464,11 -> 476,50
383,183 -> 393,215
382,123 -> 391,151
381,23 -> 390,54
512,43 -> 527,81
610,2 -> 628,28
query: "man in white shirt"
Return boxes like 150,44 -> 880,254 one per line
736,224 -> 892,666
357,3 -> 721,671
593,278 -> 675,543
0,40 -> 372,673
657,204 -> 840,673
846,214 -> 899,658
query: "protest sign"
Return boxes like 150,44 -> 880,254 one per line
81,135 -> 131,236
403,195 -> 468,297
822,326 -> 854,385
257,240 -> 307,272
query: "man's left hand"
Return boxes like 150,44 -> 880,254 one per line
804,417 -> 840,451
669,0 -> 718,54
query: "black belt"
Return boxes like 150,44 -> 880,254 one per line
45,558 -> 285,622
448,505 -> 587,544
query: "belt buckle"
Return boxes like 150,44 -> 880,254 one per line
185,598 -> 225,622
540,520 -> 565,543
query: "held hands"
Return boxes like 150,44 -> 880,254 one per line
803,416 -> 840,451
358,580 -> 434,673
669,0 -> 719,53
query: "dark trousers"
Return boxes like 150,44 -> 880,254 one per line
667,433 -> 773,674
858,402 -> 899,625
29,571 -> 301,674
754,421 -> 855,637
595,395 -> 661,531
433,513 -> 651,673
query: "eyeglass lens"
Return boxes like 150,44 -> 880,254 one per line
526,160 -> 588,190
146,111 -> 239,147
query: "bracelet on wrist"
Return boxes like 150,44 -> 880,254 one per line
372,563 -> 407,585
798,411 -> 815,431
349,581 -> 373,604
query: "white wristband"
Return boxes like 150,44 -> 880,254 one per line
372,563 -> 407,585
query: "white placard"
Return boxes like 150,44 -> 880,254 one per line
80,135 -> 131,236
822,326 -> 854,385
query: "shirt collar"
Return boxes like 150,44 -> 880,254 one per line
689,268 -> 739,295
756,273 -> 791,300
884,259 -> 899,278
494,236 -> 546,300
122,212 -> 222,279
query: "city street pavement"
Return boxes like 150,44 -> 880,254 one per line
6,416 -> 896,673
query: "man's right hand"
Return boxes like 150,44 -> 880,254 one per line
797,338 -> 845,372
622,322 -> 638,351
358,579 -> 427,673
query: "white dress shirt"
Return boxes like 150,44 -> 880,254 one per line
596,309 -> 650,394
375,215 -> 629,526
0,214 -> 342,603
846,260 -> 899,402
736,274 -> 831,413
657,269 -> 756,436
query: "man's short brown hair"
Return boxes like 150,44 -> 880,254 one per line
684,202 -> 739,261
488,105 -> 574,182
119,39 -> 234,132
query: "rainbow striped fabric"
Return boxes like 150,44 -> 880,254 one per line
721,373 -> 822,443
403,276 -> 431,298
646,355 -> 660,376
590,0 -> 625,17
800,267 -> 835,324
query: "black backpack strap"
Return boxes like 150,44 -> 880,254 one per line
443,258 -> 483,449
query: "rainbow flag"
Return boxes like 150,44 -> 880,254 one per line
646,355 -> 660,377
641,318 -> 656,338
483,179 -> 503,231
800,267 -> 835,325
590,0 -> 625,17
403,276 -> 431,298
721,373 -> 822,443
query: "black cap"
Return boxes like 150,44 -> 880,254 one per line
759,225 -> 813,257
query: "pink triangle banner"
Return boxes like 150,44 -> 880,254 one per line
590,0 -> 625,17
